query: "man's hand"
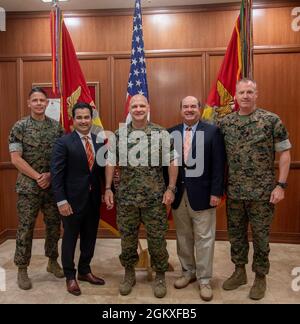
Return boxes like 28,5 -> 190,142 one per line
210,195 -> 221,207
270,186 -> 285,204
162,190 -> 174,206
104,189 -> 114,210
36,172 -> 51,189
58,202 -> 73,217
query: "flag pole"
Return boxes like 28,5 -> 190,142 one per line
242,0 -> 253,78
249,0 -> 254,79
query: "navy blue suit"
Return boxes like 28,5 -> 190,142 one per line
169,121 -> 226,211
50,131 -> 104,279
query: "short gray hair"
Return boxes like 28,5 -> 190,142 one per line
236,78 -> 257,90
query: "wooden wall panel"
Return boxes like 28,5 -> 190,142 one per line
1,170 -> 18,231
254,7 -> 300,46
0,18 -> 51,55
216,204 -> 227,232
254,53 -> 300,161
2,6 -> 298,56
272,169 -> 300,234
0,172 -> 5,241
79,59 -> 111,129
65,16 -> 132,53
2,12 -> 236,55
0,61 -> 17,242
0,62 -> 18,162
144,11 -> 238,50
113,58 -> 130,129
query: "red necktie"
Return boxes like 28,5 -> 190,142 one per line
83,136 -> 94,171
184,127 -> 192,164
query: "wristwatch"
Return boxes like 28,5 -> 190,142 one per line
167,185 -> 177,194
276,182 -> 288,189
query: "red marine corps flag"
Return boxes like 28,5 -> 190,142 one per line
202,0 -> 253,122
50,4 -> 102,134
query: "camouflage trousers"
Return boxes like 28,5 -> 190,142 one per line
226,199 -> 274,276
117,204 -> 169,272
14,192 -> 61,267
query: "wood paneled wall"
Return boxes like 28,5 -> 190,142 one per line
0,1 -> 299,244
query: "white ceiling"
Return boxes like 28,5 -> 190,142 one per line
0,0 -> 241,12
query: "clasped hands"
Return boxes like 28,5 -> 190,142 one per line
36,172 -> 51,189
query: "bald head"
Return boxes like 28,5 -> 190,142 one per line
130,94 -> 149,106
180,96 -> 201,109
129,94 -> 150,126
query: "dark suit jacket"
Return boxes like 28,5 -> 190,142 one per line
50,131 -> 104,214
168,121 -> 226,211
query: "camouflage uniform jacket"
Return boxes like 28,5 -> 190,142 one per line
108,122 -> 175,207
9,116 -> 64,195
219,108 -> 291,200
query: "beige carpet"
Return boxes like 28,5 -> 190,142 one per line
0,239 -> 300,304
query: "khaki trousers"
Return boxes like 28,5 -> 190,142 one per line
172,190 -> 216,284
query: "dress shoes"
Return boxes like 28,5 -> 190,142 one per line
66,279 -> 81,296
78,273 -> 105,285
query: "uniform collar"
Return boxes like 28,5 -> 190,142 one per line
128,121 -> 151,133
29,115 -> 51,129
233,108 -> 261,125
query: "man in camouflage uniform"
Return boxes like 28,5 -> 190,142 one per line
219,79 -> 291,300
104,94 -> 178,298
9,87 -> 64,290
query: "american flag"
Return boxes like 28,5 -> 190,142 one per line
125,0 -> 149,123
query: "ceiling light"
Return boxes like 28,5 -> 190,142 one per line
64,18 -> 81,27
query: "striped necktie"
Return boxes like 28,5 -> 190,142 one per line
184,126 -> 192,164
83,136 -> 94,171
